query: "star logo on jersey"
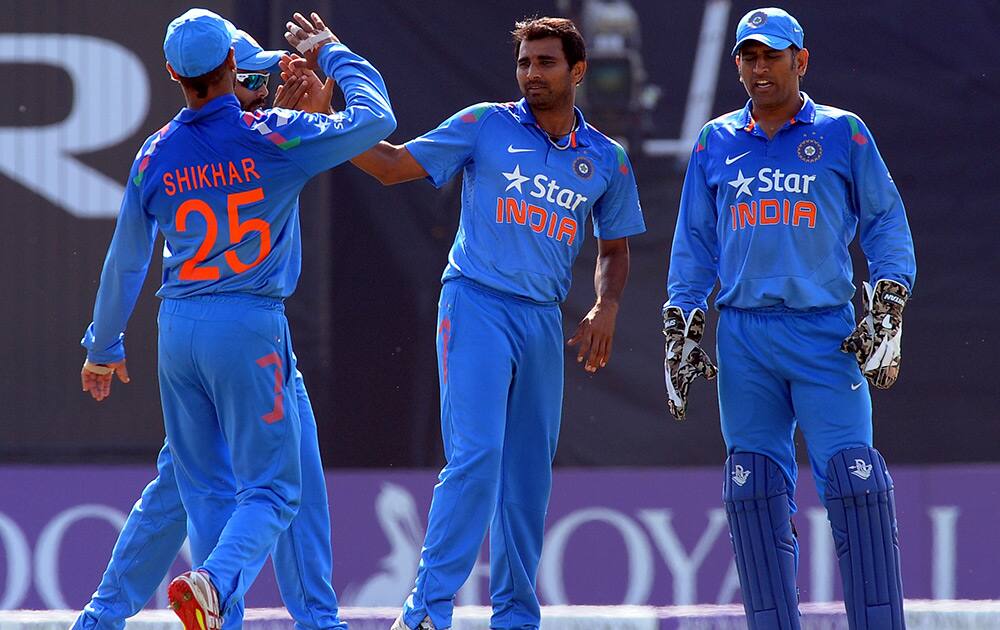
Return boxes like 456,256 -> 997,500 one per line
727,169 -> 755,198
849,459 -> 873,480
731,465 -> 751,487
502,164 -> 530,193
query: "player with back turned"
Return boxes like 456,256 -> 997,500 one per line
73,22 -> 353,630
79,9 -> 395,629
337,15 -> 645,630
663,7 -> 915,630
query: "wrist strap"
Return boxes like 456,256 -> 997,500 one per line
295,31 -> 334,54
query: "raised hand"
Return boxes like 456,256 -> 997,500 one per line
662,306 -> 717,420
284,12 -> 339,69
274,53 -> 335,114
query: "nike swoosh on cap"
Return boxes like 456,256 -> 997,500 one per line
725,151 -> 751,165
507,145 -> 534,153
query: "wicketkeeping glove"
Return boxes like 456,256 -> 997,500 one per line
663,305 -> 718,421
841,279 -> 909,390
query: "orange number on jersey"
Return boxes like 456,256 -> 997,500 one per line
176,199 -> 220,281
224,188 -> 271,273
174,188 -> 271,280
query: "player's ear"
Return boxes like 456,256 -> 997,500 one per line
571,59 -> 586,85
166,62 -> 180,83
795,47 -> 809,78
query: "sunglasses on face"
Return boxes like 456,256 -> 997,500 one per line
236,72 -> 269,91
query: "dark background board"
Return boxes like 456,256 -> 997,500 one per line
0,1 -> 996,467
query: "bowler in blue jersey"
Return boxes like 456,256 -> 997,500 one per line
79,9 -> 395,630
348,16 -> 645,630
663,8 -> 915,630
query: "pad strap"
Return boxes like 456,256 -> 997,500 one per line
724,452 -> 800,630
824,447 -> 905,630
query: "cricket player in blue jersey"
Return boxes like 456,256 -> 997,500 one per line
79,9 -> 394,630
74,23 -> 353,630
663,8 -> 915,630
344,16 -> 645,630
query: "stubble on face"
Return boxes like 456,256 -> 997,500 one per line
516,38 -> 574,111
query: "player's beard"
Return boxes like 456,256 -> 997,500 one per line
522,81 -> 572,111
246,96 -> 266,111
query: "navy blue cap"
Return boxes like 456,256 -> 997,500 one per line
732,8 -> 804,56
230,26 -> 284,71
163,8 -> 235,78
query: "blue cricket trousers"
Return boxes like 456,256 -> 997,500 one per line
157,294 -> 301,618
72,363 -> 346,630
717,305 -> 873,505
403,279 -> 563,630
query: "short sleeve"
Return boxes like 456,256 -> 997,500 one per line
592,143 -> 645,240
405,103 -> 496,188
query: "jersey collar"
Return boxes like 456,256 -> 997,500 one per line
173,93 -> 241,125
737,91 -> 816,133
513,98 -> 593,148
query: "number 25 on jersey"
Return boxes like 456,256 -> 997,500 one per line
175,188 -> 270,281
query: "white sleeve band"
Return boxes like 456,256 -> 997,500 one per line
295,31 -> 334,54
83,360 -> 115,375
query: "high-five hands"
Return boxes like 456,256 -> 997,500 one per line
662,305 -> 717,421
273,53 -> 335,114
284,12 -> 338,69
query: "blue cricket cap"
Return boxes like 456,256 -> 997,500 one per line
163,8 -> 235,78
732,8 -> 804,56
231,27 -> 284,71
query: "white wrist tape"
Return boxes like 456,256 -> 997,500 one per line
294,30 -> 334,54
83,360 -> 115,375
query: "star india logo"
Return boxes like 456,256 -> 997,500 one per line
849,459 -> 873,480
502,164 -> 530,193
797,138 -> 823,163
727,169 -> 755,198
731,464 -> 751,487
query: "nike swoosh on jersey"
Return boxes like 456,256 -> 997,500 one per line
725,151 -> 751,165
507,145 -> 534,153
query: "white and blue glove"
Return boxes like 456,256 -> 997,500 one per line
841,279 -> 909,390
663,305 -> 718,421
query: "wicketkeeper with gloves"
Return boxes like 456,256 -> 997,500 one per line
662,8 -> 915,630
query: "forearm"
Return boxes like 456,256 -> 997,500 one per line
595,243 -> 630,309
350,141 -> 426,185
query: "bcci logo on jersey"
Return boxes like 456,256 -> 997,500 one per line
496,164 -> 587,246
797,138 -> 823,163
572,156 -> 594,180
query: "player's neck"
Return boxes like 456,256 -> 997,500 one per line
751,92 -> 804,138
531,104 -> 577,139
183,84 -> 236,111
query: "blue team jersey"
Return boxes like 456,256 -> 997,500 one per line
83,43 -> 395,363
406,99 -> 645,303
667,93 -> 916,313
